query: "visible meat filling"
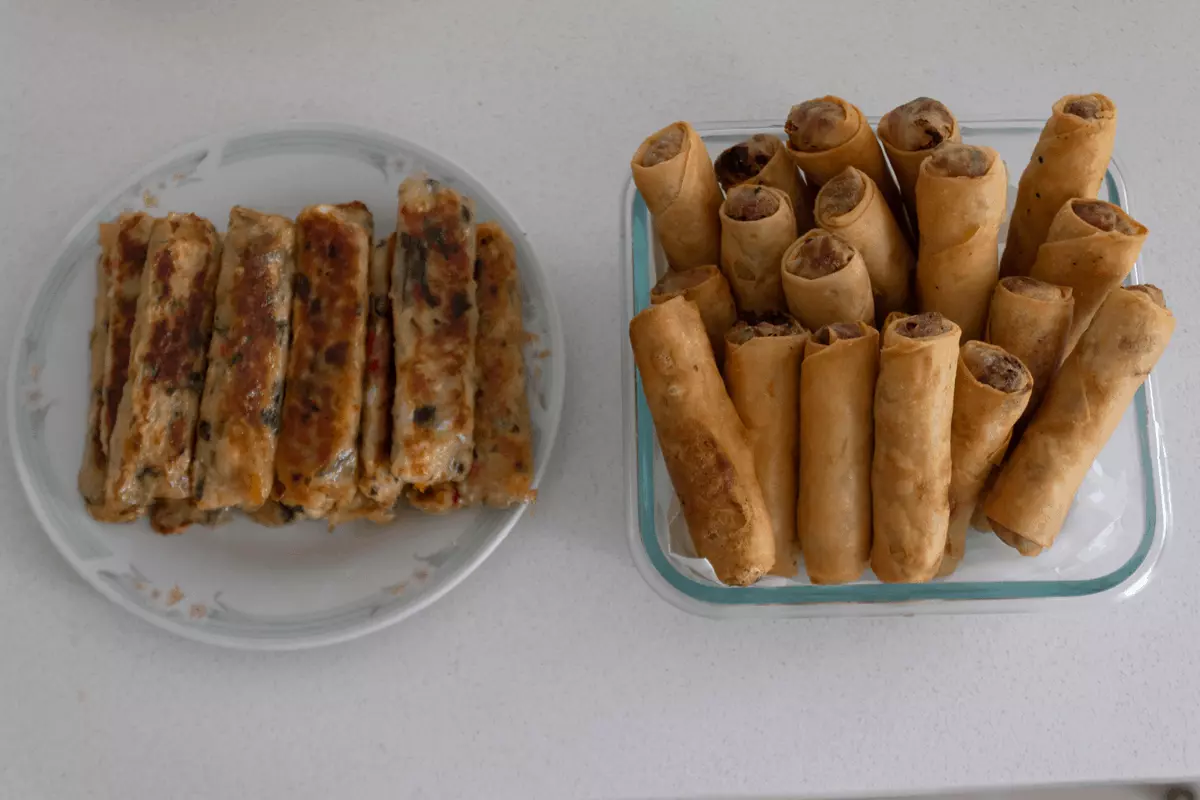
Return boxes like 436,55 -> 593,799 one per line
881,97 -> 956,151
1072,200 -> 1140,235
724,185 -> 780,222
895,311 -> 954,339
962,342 -> 1030,393
641,124 -> 686,167
813,322 -> 866,345
1128,284 -> 1166,308
926,143 -> 993,178
785,98 -> 853,153
714,134 -> 781,190
785,231 -> 856,279
727,313 -> 805,344
1063,94 -> 1108,120
1001,276 -> 1072,303
816,168 -> 865,218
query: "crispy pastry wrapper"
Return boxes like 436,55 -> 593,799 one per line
715,134 -> 815,234
149,500 -> 231,535
781,229 -> 874,330
937,342 -> 1031,577
870,312 -> 961,583
815,166 -> 914,319
1000,93 -> 1117,278
651,265 -> 737,367
915,143 -> 1006,341
631,121 -> 723,270
1029,198 -> 1147,355
877,97 -> 961,231
629,297 -> 775,585
724,316 -> 808,576
985,285 -> 1173,553
718,185 -> 793,314
356,235 -> 404,507
798,321 -> 879,584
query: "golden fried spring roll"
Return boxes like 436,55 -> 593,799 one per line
798,321 -> 878,584
274,203 -> 372,518
915,143 -> 1006,341
871,312 -> 961,583
650,266 -> 737,367
877,97 -> 961,228
986,277 -> 1074,425
357,235 -> 404,508
629,297 -> 774,585
1029,199 -> 1147,355
715,134 -> 815,234
937,342 -> 1031,577
718,185 -> 793,314
392,177 -> 478,488
781,229 -> 874,330
192,208 -> 295,512
986,285 -> 1173,553
784,96 -> 906,233
1000,93 -> 1118,278
815,166 -> 915,319
631,121 -> 723,270
106,214 -> 221,512
724,316 -> 807,576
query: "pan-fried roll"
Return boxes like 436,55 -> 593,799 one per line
106,214 -> 221,513
718,185 -> 794,314
724,316 -> 807,576
650,265 -> 737,367
715,134 -> 815,234
815,166 -> 914,320
1000,93 -> 1117,278
392,177 -> 479,488
781,228 -> 875,331
357,234 -> 404,508
915,143 -> 1006,341
1029,199 -> 1147,355
273,203 -> 373,518
630,297 -> 774,586
870,312 -> 960,583
631,121 -> 723,270
192,207 -> 295,512
148,499 -> 230,535
877,97 -> 961,229
986,286 -> 1173,554
798,321 -> 878,584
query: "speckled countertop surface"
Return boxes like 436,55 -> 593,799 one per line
2,1 -> 1197,797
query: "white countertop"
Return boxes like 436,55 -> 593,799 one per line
2,1 -> 1198,797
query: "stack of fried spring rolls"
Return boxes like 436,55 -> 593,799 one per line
718,185 -> 793,314
715,134 -> 815,235
877,97 -> 961,234
781,228 -> 875,331
1001,93 -> 1117,278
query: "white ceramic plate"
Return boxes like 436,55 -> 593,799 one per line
10,124 -> 565,649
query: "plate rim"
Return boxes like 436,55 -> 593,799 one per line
8,121 -> 566,650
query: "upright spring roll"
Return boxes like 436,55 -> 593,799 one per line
715,134 -> 815,234
392,177 -> 478,488
106,214 -> 221,513
629,297 -> 774,586
273,203 -> 372,518
877,97 -> 961,229
784,96 -> 906,233
1029,199 -> 1147,355
986,285 -> 1173,553
724,316 -> 807,577
815,166 -> 914,319
1000,93 -> 1118,278
871,312 -> 961,583
357,235 -> 404,508
192,207 -> 295,512
938,342 -> 1032,577
718,185 -> 794,314
650,266 -> 737,366
798,321 -> 879,584
915,143 -> 1006,341
780,229 -> 874,331
986,277 -> 1075,426
631,121 -> 723,270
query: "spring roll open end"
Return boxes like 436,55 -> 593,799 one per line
724,185 -> 781,221
992,520 -> 1046,556
816,168 -> 865,218
813,321 -> 867,344
1071,200 -> 1141,235
715,134 -> 781,188
640,124 -> 687,167
726,314 -> 805,345
785,99 -> 853,153
895,311 -> 954,339
1128,283 -> 1167,308
653,266 -> 717,295
881,97 -> 956,151
926,143 -> 994,178
1000,276 -> 1073,303
962,344 -> 1031,393
1062,94 -> 1113,120
785,230 -> 856,279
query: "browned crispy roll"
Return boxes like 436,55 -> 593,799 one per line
631,121 -> 723,270
781,228 -> 875,330
79,224 -> 122,520
986,276 -> 1074,426
1029,199 -> 1147,355
986,285 -> 1173,554
1000,93 -> 1118,278
815,166 -> 914,319
798,321 -> 879,584
877,97 -> 961,229
871,312 -> 961,583
915,143 -> 1006,341
784,96 -> 906,233
724,316 -> 808,576
718,185 -> 794,314
148,500 -> 230,535
629,297 -> 774,585
937,342 -> 1032,577
357,235 -> 404,508
715,134 -> 815,234
650,266 -> 737,366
